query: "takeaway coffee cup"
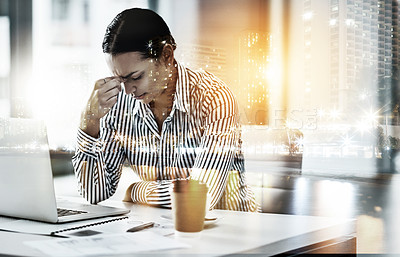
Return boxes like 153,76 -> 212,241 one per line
171,180 -> 208,234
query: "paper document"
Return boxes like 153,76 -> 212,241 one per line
24,231 -> 190,256
0,214 -> 174,237
59,220 -> 174,237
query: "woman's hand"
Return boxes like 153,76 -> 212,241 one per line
123,183 -> 134,202
80,77 -> 122,137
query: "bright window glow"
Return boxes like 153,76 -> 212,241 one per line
346,19 -> 355,26
0,17 -> 10,77
303,12 -> 313,20
329,109 -> 340,119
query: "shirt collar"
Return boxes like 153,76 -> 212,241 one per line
174,61 -> 191,113
132,61 -> 191,117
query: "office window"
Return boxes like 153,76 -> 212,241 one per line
29,0 -> 149,149
0,16 -> 10,117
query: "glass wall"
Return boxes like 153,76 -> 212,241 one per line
293,0 -> 400,176
2,0 -> 399,176
0,15 -> 9,117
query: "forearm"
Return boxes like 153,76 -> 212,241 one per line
191,116 -> 239,209
128,180 -> 174,208
72,128 -> 124,204
191,168 -> 229,210
79,110 -> 101,138
72,152 -> 124,204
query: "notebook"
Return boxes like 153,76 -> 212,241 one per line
0,118 -> 130,223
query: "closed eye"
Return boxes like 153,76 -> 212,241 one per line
129,73 -> 143,81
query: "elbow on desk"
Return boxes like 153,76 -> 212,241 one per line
80,189 -> 113,205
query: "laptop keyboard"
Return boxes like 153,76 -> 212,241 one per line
57,208 -> 88,217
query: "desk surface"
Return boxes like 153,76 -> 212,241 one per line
0,197 -> 356,257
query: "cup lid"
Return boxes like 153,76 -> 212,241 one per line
173,179 -> 208,193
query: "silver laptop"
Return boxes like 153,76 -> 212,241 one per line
0,118 -> 130,223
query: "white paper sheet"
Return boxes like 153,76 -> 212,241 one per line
0,215 -> 175,237
24,231 -> 190,256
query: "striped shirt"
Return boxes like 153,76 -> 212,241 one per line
72,62 -> 259,212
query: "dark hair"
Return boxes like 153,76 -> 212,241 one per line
102,8 -> 176,58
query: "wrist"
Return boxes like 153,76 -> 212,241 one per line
80,111 -> 101,138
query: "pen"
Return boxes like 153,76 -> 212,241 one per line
126,222 -> 155,232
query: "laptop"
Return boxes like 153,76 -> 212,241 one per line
0,118 -> 130,223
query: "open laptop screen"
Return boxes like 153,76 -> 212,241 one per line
0,118 -> 60,222
0,118 -> 130,223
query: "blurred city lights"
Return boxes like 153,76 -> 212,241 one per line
341,134 -> 354,147
345,19 -> 355,26
356,120 -> 372,134
303,11 -> 313,20
294,137 -> 305,148
329,109 -> 340,120
365,109 -> 379,125
317,109 -> 325,118
359,93 -> 367,100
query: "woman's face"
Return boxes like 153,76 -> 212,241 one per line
105,52 -> 172,104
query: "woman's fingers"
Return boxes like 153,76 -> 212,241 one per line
100,81 -> 121,107
89,77 -> 122,118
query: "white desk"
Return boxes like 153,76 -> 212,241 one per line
0,198 -> 356,256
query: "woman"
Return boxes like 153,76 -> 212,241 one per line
72,8 -> 259,212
